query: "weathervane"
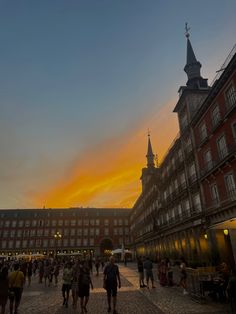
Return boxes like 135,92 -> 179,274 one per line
185,22 -> 190,38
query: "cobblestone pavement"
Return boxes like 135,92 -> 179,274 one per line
4,263 -> 230,314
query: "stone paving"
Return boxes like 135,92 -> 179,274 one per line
4,263 -> 230,314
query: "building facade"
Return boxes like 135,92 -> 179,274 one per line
130,32 -> 236,267
192,48 -> 236,267
0,207 -> 131,257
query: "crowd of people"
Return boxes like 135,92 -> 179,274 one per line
0,255 -> 236,314
0,255 -> 121,314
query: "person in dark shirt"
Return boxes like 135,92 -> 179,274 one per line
143,257 -> 155,289
104,256 -> 121,314
137,257 -> 145,288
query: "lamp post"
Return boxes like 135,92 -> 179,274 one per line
54,231 -> 62,256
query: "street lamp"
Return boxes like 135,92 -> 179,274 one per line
54,231 -> 62,255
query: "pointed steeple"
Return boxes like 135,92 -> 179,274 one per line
183,23 -> 208,89
146,131 -> 155,169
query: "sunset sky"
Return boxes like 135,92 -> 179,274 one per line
0,0 -> 236,209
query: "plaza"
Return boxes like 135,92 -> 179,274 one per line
4,263 -> 228,314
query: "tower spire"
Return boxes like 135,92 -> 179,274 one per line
146,130 -> 155,169
183,23 -> 208,89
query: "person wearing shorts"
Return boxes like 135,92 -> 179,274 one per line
103,256 -> 121,314
61,262 -> 73,308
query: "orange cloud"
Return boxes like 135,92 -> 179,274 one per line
33,100 -> 179,208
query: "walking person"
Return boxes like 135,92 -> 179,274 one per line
166,258 -> 173,286
53,262 -> 60,287
71,263 -> 80,309
159,259 -> 167,286
137,256 -> 145,288
61,262 -> 73,308
0,266 -> 9,314
78,262 -> 93,314
103,256 -> 121,314
26,261 -> 33,287
143,257 -> 155,289
95,258 -> 100,276
179,257 -> 188,295
8,263 -> 24,314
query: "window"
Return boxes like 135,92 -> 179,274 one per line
104,219 -> 109,226
180,172 -> 186,187
95,228 -> 100,236
118,219 -> 123,226
83,238 -> 88,246
43,240 -> 48,247
125,219 -> 129,226
204,149 -> 213,170
95,219 -> 100,226
232,121 -> 236,141
180,113 -> 188,130
71,220 -> 76,226
225,173 -> 236,197
189,163 -> 196,180
199,123 -> 207,142
193,193 -> 202,212
77,238 -> 81,246
225,84 -> 236,110
212,105 -> 221,127
104,228 -> 109,236
70,229 -> 75,236
90,228 -> 94,235
217,135 -> 228,159
84,219 -> 89,226
84,229 -> 88,236
90,219 -> 94,226
90,238 -> 94,246
211,184 -> 219,203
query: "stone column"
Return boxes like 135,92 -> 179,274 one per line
229,229 -> 236,265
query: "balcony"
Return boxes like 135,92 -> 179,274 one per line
200,143 -> 236,179
225,93 -> 236,115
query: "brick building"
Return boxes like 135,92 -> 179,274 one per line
130,30 -> 236,267
192,47 -> 236,266
0,207 -> 131,257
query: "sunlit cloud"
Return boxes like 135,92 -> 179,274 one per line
32,99 -> 179,208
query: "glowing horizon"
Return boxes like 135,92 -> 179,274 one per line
31,101 -> 179,209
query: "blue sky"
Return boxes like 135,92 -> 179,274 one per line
0,0 -> 236,208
